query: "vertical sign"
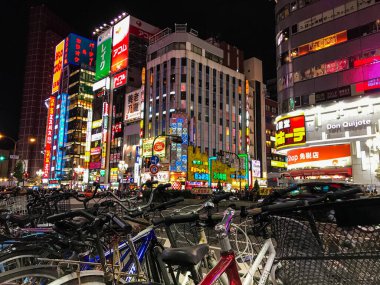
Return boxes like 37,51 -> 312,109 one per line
63,34 -> 96,67
95,28 -> 112,80
52,40 -> 65,94
43,96 -> 56,178
169,114 -> 188,172
111,16 -> 130,74
56,93 -> 68,172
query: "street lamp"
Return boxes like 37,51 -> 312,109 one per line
150,133 -> 183,158
0,133 -> 36,180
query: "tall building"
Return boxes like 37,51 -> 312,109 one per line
143,24 -> 248,187
275,0 -> 380,185
18,4 -> 71,177
244,58 -> 267,183
42,33 -> 96,188
90,14 -> 160,187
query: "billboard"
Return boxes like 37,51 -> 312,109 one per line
55,93 -> 68,172
287,144 -> 351,170
43,96 -> 56,178
63,33 -> 96,67
111,16 -> 130,74
275,113 -> 306,149
169,113 -> 188,172
52,40 -> 65,94
124,88 -> 142,122
113,70 -> 127,88
142,137 -> 166,157
95,28 -> 112,80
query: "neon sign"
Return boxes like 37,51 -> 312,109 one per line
275,113 -> 306,150
43,96 -> 56,178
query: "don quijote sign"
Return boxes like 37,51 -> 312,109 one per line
327,119 -> 371,131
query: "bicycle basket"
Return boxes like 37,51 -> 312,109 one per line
268,198 -> 380,285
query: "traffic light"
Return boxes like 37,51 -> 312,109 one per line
0,155 -> 6,162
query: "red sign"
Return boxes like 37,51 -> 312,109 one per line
111,16 -> 130,74
354,55 -> 380,68
172,181 -> 182,190
150,164 -> 159,175
43,96 -> 56,178
275,114 -> 306,150
356,77 -> 380,92
113,71 -> 127,88
154,141 -> 165,152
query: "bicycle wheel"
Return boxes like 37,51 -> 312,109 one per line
48,270 -> 105,285
0,246 -> 60,272
0,265 -> 58,284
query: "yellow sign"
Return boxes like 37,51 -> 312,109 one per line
110,168 -> 118,182
52,40 -> 65,94
271,160 -> 287,168
142,137 -> 166,157
92,120 -> 102,129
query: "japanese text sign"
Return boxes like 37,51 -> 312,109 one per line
63,33 -> 96,67
111,16 -> 130,74
95,28 -> 112,80
52,40 -> 65,94
43,96 -> 56,178
275,114 -> 306,149
113,71 -> 127,88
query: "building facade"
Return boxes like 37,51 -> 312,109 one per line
275,0 -> 380,185
18,4 -> 71,177
143,24 -> 248,188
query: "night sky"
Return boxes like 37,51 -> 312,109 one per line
0,0 -> 276,149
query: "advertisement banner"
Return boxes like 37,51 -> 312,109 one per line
125,88 -> 142,122
275,113 -> 306,149
287,144 -> 351,170
142,137 -> 166,157
111,16 -> 130,74
95,28 -> 112,80
252,160 -> 261,178
52,40 -> 65,94
63,33 -> 96,67
114,70 -> 127,88
43,96 -> 56,178
55,93 -> 68,171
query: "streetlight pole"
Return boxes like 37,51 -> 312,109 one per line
150,133 -> 183,181
0,134 -> 36,183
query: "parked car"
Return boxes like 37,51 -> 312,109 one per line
264,181 -> 364,204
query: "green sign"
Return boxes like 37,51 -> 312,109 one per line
100,169 -> 106,177
95,28 -> 112,80
213,172 -> 227,181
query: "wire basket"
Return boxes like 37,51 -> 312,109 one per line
0,194 -> 28,214
49,195 -> 71,214
267,197 -> 380,285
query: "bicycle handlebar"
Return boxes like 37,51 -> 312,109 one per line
152,212 -> 200,226
211,192 -> 232,204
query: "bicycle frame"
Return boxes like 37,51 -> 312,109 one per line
199,208 -> 278,285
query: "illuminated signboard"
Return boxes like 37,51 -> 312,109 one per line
92,120 -> 102,129
43,96 -> 56,178
356,77 -> 380,92
125,89 -> 142,122
63,33 -> 96,67
142,137 -> 166,157
113,70 -> 127,88
252,160 -> 261,178
354,55 -> 380,68
111,16 -> 130,74
297,30 -> 347,57
271,160 -> 287,168
213,172 -> 227,181
287,144 -> 351,170
275,113 -> 306,150
194,173 -> 209,180
95,28 -> 112,80
52,40 -> 65,94
169,114 -> 188,172
110,168 -> 118,182
55,93 -> 68,172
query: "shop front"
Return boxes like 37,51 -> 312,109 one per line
275,95 -> 380,186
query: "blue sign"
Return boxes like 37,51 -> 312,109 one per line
130,178 -> 134,183
56,93 -> 68,172
151,155 -> 159,165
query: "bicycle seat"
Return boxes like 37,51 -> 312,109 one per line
161,244 -> 209,267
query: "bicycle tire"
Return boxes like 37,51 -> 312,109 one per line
0,246 -> 60,272
0,264 -> 59,283
48,270 -> 105,285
